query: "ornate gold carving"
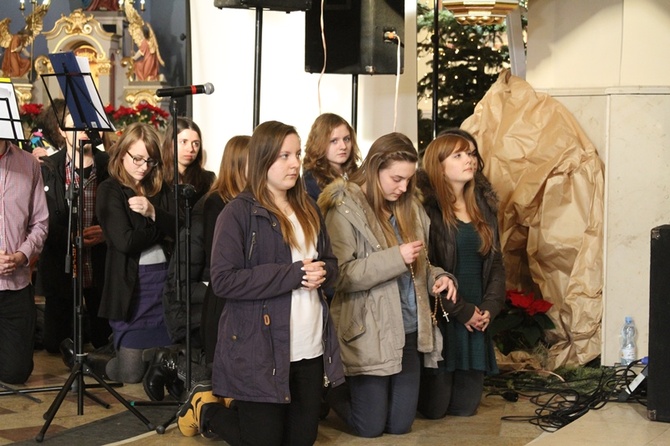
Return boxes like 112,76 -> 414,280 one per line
34,55 -> 53,76
13,82 -> 34,106
121,56 -> 135,81
61,9 -> 95,36
125,89 -> 159,108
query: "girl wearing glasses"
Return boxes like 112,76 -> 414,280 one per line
96,122 -> 181,383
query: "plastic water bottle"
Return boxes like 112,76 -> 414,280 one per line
620,316 -> 637,366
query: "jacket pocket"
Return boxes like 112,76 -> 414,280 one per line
339,295 -> 367,343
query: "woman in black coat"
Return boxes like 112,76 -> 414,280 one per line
96,123 -> 180,383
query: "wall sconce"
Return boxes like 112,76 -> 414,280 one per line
118,0 -> 145,11
20,0 -> 50,11
442,0 -> 520,25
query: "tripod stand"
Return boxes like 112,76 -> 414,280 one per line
35,54 -> 154,442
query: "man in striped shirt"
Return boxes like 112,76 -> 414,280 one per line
0,138 -> 49,384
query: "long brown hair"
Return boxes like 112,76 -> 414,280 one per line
247,121 -> 320,250
422,133 -> 494,254
107,122 -> 163,197
349,133 -> 421,266
161,117 -> 210,193
208,135 -> 250,203
303,113 -> 361,188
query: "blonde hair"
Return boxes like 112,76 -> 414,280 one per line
350,132 -> 423,270
208,135 -> 250,203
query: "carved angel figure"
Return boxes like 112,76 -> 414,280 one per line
125,1 -> 164,81
0,4 -> 49,78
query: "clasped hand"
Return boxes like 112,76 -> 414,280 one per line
465,307 -> 491,333
128,196 -> 155,220
83,225 -> 105,247
301,258 -> 327,290
0,250 -> 27,276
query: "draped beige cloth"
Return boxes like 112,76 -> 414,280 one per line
462,70 -> 604,370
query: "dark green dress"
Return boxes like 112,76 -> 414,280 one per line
439,220 -> 499,374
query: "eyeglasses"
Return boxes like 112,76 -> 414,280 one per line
127,151 -> 159,168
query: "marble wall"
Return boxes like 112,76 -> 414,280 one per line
528,0 -> 670,365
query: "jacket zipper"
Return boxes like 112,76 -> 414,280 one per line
248,231 -> 256,261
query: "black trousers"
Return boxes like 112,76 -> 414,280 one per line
204,356 -> 324,446
0,286 -> 36,384
43,285 -> 111,352
418,368 -> 485,418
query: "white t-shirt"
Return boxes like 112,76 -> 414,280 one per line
288,212 -> 324,362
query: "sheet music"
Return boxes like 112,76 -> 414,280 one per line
0,78 -> 25,140
47,52 -> 115,131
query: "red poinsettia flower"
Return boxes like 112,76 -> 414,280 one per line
104,103 -> 169,131
19,103 -> 43,130
507,290 -> 534,310
527,298 -> 553,316
490,290 -> 556,355
506,290 -> 552,315
20,103 -> 43,116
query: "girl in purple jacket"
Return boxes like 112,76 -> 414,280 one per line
177,121 -> 344,445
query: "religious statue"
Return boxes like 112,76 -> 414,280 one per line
124,1 -> 164,82
0,4 -> 49,78
83,0 -> 120,11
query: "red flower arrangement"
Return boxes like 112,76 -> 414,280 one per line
105,102 -> 169,131
488,290 -> 555,355
19,103 -> 44,130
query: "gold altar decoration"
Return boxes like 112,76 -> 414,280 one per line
34,9 -> 113,86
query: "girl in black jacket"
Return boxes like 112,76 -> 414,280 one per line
96,123 -> 179,383
417,129 -> 506,418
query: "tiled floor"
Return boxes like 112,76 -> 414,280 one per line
0,349 -> 667,445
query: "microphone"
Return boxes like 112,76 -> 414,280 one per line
156,83 -> 214,98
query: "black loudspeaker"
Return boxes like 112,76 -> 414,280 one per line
214,0 -> 312,12
305,0 -> 404,75
648,224 -> 670,423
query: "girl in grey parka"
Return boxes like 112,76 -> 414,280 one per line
318,132 -> 457,438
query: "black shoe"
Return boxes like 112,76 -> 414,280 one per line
86,352 -> 113,380
59,338 -> 75,370
143,348 -> 182,401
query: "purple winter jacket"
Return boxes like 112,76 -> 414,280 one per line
210,191 -> 344,403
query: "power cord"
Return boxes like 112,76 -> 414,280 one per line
484,361 -> 648,432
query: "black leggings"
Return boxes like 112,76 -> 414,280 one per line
203,356 -> 324,446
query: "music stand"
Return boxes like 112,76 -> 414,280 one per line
33,53 -> 154,442
0,78 -> 25,141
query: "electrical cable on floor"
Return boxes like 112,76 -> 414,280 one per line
484,359 -> 648,432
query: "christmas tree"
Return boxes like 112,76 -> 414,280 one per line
417,4 -> 524,151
